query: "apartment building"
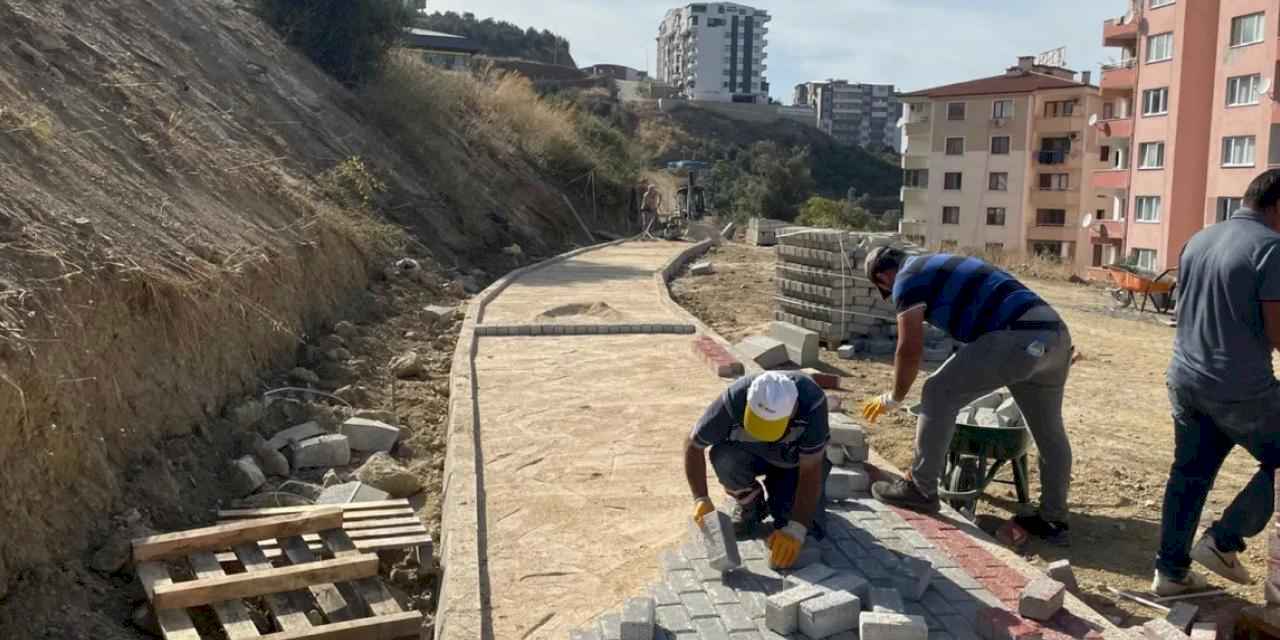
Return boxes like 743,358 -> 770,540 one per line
793,80 -> 904,151
1097,0 -> 1275,273
655,3 -> 771,103
899,57 -> 1102,270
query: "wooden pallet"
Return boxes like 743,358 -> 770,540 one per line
214,500 -> 432,565
133,507 -> 423,640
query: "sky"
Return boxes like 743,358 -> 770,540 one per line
425,0 -> 1128,101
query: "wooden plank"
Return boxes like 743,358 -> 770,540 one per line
279,536 -> 359,623
317,529 -> 403,617
135,509 -> 344,562
343,517 -> 422,531
223,508 -> 415,523
255,526 -> 426,549
256,612 -> 423,640
135,562 -> 202,640
234,542 -> 312,632
154,554 -> 378,610
214,532 -> 432,565
188,551 -> 262,638
218,501 -> 409,518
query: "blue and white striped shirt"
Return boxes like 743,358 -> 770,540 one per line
891,254 -> 1046,343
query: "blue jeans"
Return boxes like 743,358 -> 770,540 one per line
1156,383 -> 1280,579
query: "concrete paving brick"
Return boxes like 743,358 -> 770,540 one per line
290,434 -> 351,468
859,558 -> 892,582
718,603 -> 758,633
921,549 -> 959,569
570,628 -> 603,640
978,607 -> 1041,640
821,572 -> 871,601
707,583 -> 741,605
939,568 -> 983,591
744,560 -> 785,593
693,558 -> 724,583
265,421 -> 325,450
922,591 -> 956,616
895,556 -> 934,602
827,465 -> 871,499
740,591 -> 768,620
622,597 -> 655,640
783,562 -> 836,589
838,345 -> 857,360
1045,560 -> 1079,593
1143,619 -> 1191,640
900,529 -> 936,550
735,336 -> 791,369
756,620 -> 789,640
1166,603 -> 1198,633
827,445 -> 847,466
316,481 -> 389,505
694,616 -> 731,640
822,545 -> 854,569
663,548 -> 693,572
656,605 -> 695,633
703,510 -> 743,572
597,612 -> 622,640
765,584 -> 826,635
829,420 -> 867,448
870,587 -> 906,613
1017,577 -> 1065,622
768,321 -> 820,367
681,591 -> 719,619
800,591 -> 861,639
730,632 -> 764,640
738,539 -> 768,561
339,416 -> 400,452
860,612 -> 929,640
653,583 -> 683,607
724,571 -> 763,593
844,441 -> 870,463
1189,623 -> 1215,640
934,615 -> 980,640
794,545 -> 823,570
684,541 -> 710,561
668,569 -> 703,594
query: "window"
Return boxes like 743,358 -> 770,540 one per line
1230,13 -> 1265,47
942,207 -> 960,224
1223,135 -> 1256,167
1150,0 -> 1174,7
1143,88 -> 1169,116
989,172 -> 1008,191
1039,174 -> 1070,191
1133,249 -> 1158,272
1135,196 -> 1162,222
1227,74 -> 1261,106
1036,209 -> 1067,226
991,136 -> 1011,155
1146,33 -> 1173,62
944,172 -> 963,190
1043,100 -> 1077,117
1032,241 -> 1065,259
1100,145 -> 1111,162
992,100 -> 1014,119
945,137 -> 965,155
903,169 -> 929,188
947,102 -> 966,121
1217,197 -> 1244,222
690,16 -> 699,25
1138,142 -> 1165,169
986,208 -> 1006,226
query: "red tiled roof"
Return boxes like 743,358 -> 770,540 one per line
900,72 -> 1087,98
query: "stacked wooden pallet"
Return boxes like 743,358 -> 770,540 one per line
216,500 -> 432,565
772,229 -> 899,345
133,507 -> 423,640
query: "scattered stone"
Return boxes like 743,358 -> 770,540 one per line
1166,603 -> 1198,634
838,345 -> 857,360
869,587 -> 905,613
234,492 -> 312,508
279,480 -> 323,501
390,351 -> 425,379
265,421 -> 325,450
394,258 -> 421,276
341,417 -> 401,452
689,261 -> 714,276
1143,618 -> 1191,640
766,584 -> 827,635
860,611 -> 928,640
826,465 -> 871,499
423,305 -> 458,328
251,435 -> 290,477
317,481 -> 390,505
894,556 -> 933,602
90,536 -> 132,574
355,453 -> 422,498
800,590 -> 861,639
700,509 -> 741,572
290,434 -> 351,469
229,455 -> 266,497
334,321 -> 358,339
768,321 -> 820,367
802,368 -> 841,389
620,597 -> 655,640
232,400 -> 266,429
1045,560 -> 1079,593
735,336 -> 792,370
322,469 -> 346,488
1018,577 -> 1066,622
1189,622 -> 1215,640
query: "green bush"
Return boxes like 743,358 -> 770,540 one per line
795,196 -> 895,231
256,0 -> 409,86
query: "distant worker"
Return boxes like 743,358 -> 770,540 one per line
641,184 -> 663,232
860,248 -> 1075,545
1153,169 -> 1280,596
685,371 -> 831,569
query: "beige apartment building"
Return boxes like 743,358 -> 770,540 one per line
1096,0 -> 1277,273
899,58 -> 1103,271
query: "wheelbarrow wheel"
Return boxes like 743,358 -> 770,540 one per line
947,456 -> 981,519
1110,288 -> 1134,309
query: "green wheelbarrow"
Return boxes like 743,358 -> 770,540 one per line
908,404 -> 1032,518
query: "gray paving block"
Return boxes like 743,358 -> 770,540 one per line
738,539 -> 768,561
783,562 -> 836,589
1018,577 -> 1065,622
702,510 -> 742,572
921,591 -> 956,616
1045,560 -> 1079,593
622,597 -> 655,640
730,632 -> 764,640
768,321 -> 820,367
681,591 -> 718,619
740,591 -> 768,620
870,587 -> 906,613
938,568 -> 982,591
894,556 -> 934,602
570,628 -> 603,640
290,434 -> 351,468
707,583 -> 740,605
662,548 -> 693,572
684,540 -> 710,561
1166,603 -> 1198,633
826,465 -> 871,499
653,583 -> 683,607
1144,618 -> 1191,640
860,612 -> 929,640
793,544 -> 823,570
1190,623 -> 1216,640
821,571 -> 871,601
692,558 -> 723,583
668,569 -> 703,594
933,615 -> 980,640
829,419 -> 866,448
656,605 -> 694,633
693,616 -> 731,640
765,584 -> 826,636
718,603 -> 758,633
735,336 -> 791,369
597,612 -> 622,640
800,591 -> 861,639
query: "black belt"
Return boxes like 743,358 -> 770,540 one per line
1008,320 -> 1062,332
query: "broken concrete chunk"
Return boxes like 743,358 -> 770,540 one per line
735,336 -> 792,370
1018,577 -> 1066,622
266,421 -> 325,450
423,304 -> 458,328
390,351 -> 425,379
229,455 -> 266,497
340,416 -> 401,452
689,261 -> 714,276
355,452 -> 422,498
700,509 -> 741,572
252,437 -> 290,478
316,481 -> 390,505
768,321 -> 820,367
290,434 -> 351,469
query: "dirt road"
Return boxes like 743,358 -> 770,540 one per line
671,242 -> 1269,623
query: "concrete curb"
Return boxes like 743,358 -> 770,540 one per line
475,323 -> 696,337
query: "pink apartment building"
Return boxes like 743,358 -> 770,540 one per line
1097,0 -> 1277,272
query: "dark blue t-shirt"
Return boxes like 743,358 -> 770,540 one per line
690,372 -> 829,468
891,254 -> 1046,343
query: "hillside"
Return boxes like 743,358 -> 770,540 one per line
0,0 -> 631,636
414,11 -> 576,67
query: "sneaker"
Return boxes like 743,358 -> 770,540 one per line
871,479 -> 940,513
730,493 -> 766,536
1012,513 -> 1071,547
1191,535 -> 1253,585
1152,569 -> 1209,597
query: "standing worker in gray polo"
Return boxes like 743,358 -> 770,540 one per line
1153,169 -> 1280,596
860,248 -> 1075,545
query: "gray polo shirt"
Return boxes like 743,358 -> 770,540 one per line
1168,208 -> 1280,401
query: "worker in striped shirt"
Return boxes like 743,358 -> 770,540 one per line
859,248 -> 1075,545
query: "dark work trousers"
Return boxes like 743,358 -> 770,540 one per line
709,441 -> 832,534
1156,383 -> 1280,579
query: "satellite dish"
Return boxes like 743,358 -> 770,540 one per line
1261,77 -> 1274,96
1081,213 -> 1095,229
1088,114 -> 1099,127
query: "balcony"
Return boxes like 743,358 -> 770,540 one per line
1101,60 -> 1137,91
1096,116 -> 1134,139
904,117 -> 930,138
1038,114 -> 1086,133
1033,189 -> 1081,209
1103,17 -> 1140,47
1093,169 -> 1131,191
1037,150 -> 1069,165
1091,219 -> 1126,244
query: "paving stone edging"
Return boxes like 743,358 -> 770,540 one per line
475,323 -> 696,337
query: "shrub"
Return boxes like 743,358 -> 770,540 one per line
256,0 -> 409,86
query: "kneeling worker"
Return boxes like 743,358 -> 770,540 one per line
685,371 -> 830,569
860,248 -> 1075,545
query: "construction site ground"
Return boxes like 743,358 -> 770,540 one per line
670,241 -> 1270,625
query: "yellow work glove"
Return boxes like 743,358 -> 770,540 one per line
861,392 -> 900,424
767,521 -> 808,569
692,497 -> 715,526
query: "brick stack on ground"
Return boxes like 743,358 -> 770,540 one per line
747,217 -> 795,247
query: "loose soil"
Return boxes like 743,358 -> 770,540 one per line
671,242 -> 1270,626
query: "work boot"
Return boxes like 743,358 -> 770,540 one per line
871,479 -> 940,513
730,492 -> 766,536
1013,513 -> 1071,547
1152,569 -> 1209,597
1191,535 -> 1252,585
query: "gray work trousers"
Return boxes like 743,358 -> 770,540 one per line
910,320 -> 1074,522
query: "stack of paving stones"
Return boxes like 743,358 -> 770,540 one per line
825,415 -> 871,502
747,218 -> 795,247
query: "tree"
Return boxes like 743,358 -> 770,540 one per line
257,0 -> 409,86
413,11 -> 577,67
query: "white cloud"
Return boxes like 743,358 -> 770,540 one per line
424,0 -> 1122,99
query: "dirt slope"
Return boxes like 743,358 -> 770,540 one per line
0,0 -> 623,628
